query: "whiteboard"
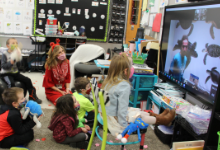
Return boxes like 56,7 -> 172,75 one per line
0,0 -> 35,35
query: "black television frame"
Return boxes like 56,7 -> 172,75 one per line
159,1 -> 220,108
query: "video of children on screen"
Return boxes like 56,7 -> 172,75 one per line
165,8 -> 220,98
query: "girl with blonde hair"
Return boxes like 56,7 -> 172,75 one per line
43,39 -> 72,105
101,53 -> 176,136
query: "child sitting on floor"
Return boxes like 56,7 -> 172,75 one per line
48,94 -> 91,149
73,77 -> 95,127
0,87 -> 39,148
101,53 -> 176,136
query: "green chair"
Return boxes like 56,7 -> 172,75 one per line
87,78 -> 148,150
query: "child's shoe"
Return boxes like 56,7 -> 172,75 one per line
69,141 -> 89,149
29,88 -> 42,104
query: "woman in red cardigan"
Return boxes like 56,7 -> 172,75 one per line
43,39 -> 72,105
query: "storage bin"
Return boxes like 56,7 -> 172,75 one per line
45,31 -> 57,36
45,25 -> 58,28
129,90 -> 149,102
132,75 -> 158,89
45,28 -> 57,32
154,125 -> 173,145
47,18 -> 57,25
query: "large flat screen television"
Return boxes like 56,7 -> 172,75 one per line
160,1 -> 220,105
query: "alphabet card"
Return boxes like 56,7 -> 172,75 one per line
23,23 -> 31,35
14,10 -> 22,22
4,22 -> 13,34
27,0 -> 34,9
17,0 -> 25,8
23,10 -> 32,22
0,0 -> 6,6
6,0 -> 15,7
14,22 -> 22,34
4,9 -> 13,21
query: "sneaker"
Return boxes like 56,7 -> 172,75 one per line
29,88 -> 42,104
70,141 -> 89,149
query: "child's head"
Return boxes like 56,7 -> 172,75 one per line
74,77 -> 90,95
102,53 -> 131,89
53,94 -> 79,128
2,87 -> 26,109
6,38 -> 18,51
45,45 -> 67,69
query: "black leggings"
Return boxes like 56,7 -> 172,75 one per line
1,72 -> 34,90
61,133 -> 86,144
0,129 -> 34,148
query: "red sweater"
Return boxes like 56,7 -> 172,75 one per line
48,115 -> 82,143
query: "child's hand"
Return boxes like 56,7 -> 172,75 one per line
84,125 -> 90,131
81,127 -> 88,133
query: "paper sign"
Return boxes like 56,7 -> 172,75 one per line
7,0 -> 15,7
23,23 -> 31,35
14,10 -> 22,22
72,8 -> 76,14
27,0 -> 35,9
85,9 -> 89,15
4,9 -> 13,21
0,7 -> 3,19
17,0 -> 25,8
71,0 -> 78,2
77,9 -> 81,15
48,0 -> 55,3
14,22 -> 22,34
4,22 -> 13,34
47,14 -> 54,17
23,10 -> 32,22
65,7 -> 69,13
39,0 -> 46,4
56,0 -> 63,4
64,13 -> 71,16
38,13 -> 45,18
92,1 -> 99,6
39,20 -> 42,25
100,2 -> 107,5
0,21 -> 4,33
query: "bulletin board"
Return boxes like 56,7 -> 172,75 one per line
0,0 -> 35,35
34,0 -> 110,42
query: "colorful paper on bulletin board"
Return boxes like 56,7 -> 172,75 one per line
160,0 -> 168,8
142,0 -> 148,11
175,0 -> 187,3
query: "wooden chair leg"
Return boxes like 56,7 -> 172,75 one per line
139,133 -> 145,150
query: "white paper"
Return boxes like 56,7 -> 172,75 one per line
99,25 -> 103,30
17,0 -> 25,8
0,21 -> 4,33
27,0 -> 35,9
14,22 -> 22,34
175,0 -> 187,3
56,0 -> 62,4
0,7 -> 3,19
141,11 -> 149,26
100,2 -> 107,5
72,8 -> 76,14
7,0 -> 15,7
77,9 -> 81,15
38,13 -> 45,18
14,10 -> 22,22
4,9 -> 13,21
160,0 -> 168,8
0,0 -> 6,6
97,59 -> 110,65
85,9 -> 89,15
71,0 -> 78,2
92,1 -> 99,6
23,10 -> 32,22
4,22 -> 13,34
48,0 -> 55,3
149,14 -> 155,27
150,0 -> 159,13
23,23 -> 31,35
39,0 -> 46,4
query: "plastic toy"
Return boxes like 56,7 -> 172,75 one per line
10,44 -> 22,62
117,118 -> 149,143
22,100 -> 43,128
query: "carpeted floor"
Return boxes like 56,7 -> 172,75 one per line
0,73 -> 171,150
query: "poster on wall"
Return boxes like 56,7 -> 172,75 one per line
14,10 -> 23,22
23,23 -> 31,35
14,22 -> 22,34
4,9 -> 13,21
4,22 -> 13,34
0,7 -> 3,19
0,21 -> 3,33
27,0 -> 35,9
39,0 -> 46,4
23,10 -> 32,22
56,0 -> 63,4
175,0 -> 187,3
48,0 -> 55,3
17,0 -> 25,8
